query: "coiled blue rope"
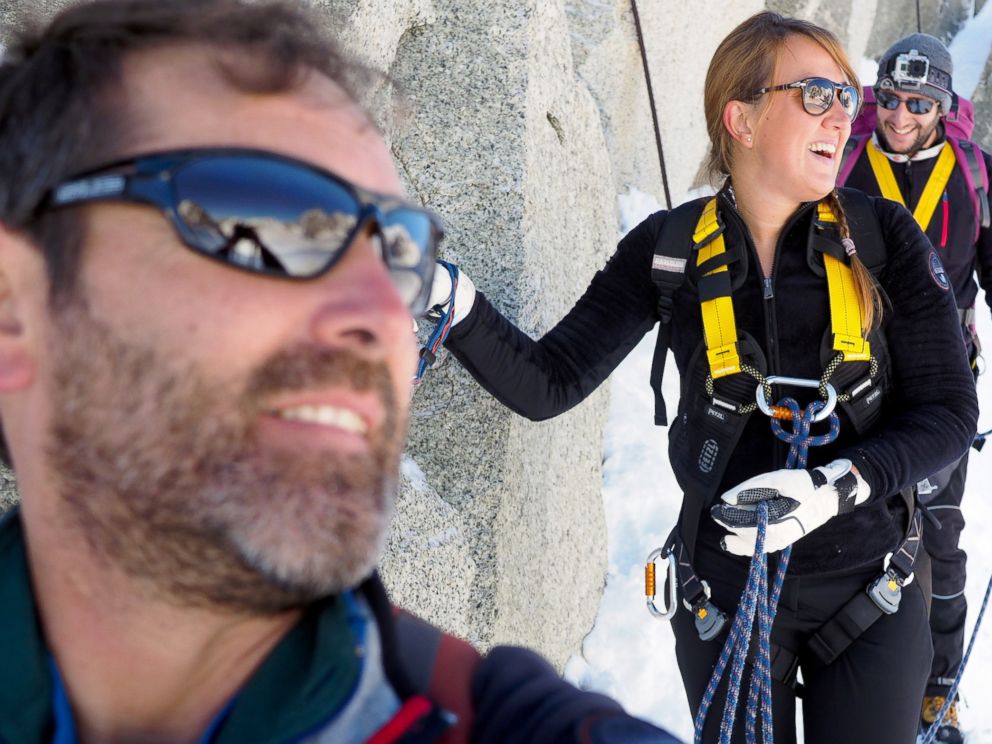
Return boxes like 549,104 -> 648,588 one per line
919,573 -> 992,744
695,397 -> 838,744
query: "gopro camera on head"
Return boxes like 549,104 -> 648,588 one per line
891,49 -> 930,89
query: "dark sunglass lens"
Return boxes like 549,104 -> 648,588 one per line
802,78 -> 834,115
876,92 -> 900,110
173,157 -> 361,277
907,98 -> 934,114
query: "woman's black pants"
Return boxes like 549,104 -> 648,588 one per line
670,539 -> 932,744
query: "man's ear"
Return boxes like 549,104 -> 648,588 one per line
0,224 -> 39,393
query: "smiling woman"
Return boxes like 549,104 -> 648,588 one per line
419,9 -> 979,744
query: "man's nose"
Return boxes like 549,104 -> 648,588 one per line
307,227 -> 414,357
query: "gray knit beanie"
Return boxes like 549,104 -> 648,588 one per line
875,33 -> 953,113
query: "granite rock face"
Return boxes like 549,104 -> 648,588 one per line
973,52 -> 992,152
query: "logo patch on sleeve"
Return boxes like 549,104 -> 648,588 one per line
928,250 -> 950,291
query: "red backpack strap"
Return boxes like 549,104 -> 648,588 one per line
392,608 -> 481,744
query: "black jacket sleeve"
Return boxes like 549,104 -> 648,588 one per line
841,198 -> 979,498
443,213 -> 665,421
471,646 -> 684,744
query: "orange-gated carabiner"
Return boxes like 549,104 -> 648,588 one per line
645,547 -> 678,620
755,375 -> 837,423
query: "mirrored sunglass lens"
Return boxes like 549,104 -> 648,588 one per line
838,86 -> 859,118
907,98 -> 934,114
380,208 -> 438,311
802,78 -> 834,114
173,157 -> 361,277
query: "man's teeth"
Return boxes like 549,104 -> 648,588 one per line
809,142 -> 836,156
276,405 -> 368,434
891,125 -> 915,134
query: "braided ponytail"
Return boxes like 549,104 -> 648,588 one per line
826,189 -> 884,331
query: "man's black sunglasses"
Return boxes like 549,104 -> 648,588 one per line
42,148 -> 443,315
875,91 -> 936,115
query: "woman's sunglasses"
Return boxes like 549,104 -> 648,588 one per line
752,77 -> 862,122
875,91 -> 936,115
41,148 -> 443,316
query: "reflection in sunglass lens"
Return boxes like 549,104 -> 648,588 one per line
800,78 -> 860,121
876,92 -> 934,114
174,157 -> 362,277
837,86 -> 858,118
46,149 -> 443,315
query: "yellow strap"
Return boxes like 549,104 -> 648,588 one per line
865,141 -> 905,207
911,145 -> 955,231
817,204 -> 871,361
696,199 -> 740,378
697,200 -> 871,380
866,141 -> 956,232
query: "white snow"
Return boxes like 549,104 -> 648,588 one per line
567,15 -> 992,740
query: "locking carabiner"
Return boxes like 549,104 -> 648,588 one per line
755,375 -> 837,423
645,547 -> 678,620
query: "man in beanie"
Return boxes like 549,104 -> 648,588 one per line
842,32 -> 992,744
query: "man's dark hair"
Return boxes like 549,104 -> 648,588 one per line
0,0 -> 371,300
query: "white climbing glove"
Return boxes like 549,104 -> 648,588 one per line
710,459 -> 870,556
426,260 -> 476,327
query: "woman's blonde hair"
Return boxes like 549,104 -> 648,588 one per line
703,11 -> 882,329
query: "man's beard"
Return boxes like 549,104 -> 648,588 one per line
46,296 -> 404,614
878,117 -> 941,157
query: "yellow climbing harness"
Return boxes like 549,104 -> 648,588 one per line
695,198 -> 871,381
865,139 -> 956,232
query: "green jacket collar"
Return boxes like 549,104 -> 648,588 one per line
0,510 -> 362,744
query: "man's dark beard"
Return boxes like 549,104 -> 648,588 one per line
877,118 -> 942,157
47,296 -> 403,614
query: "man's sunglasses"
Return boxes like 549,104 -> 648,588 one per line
42,148 -> 443,315
875,91 -> 936,115
752,77 -> 861,122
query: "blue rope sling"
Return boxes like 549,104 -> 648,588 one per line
694,397 -> 840,744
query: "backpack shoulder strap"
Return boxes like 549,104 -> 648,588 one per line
947,137 -> 991,239
836,133 -> 869,187
836,187 -> 886,274
650,198 -> 707,426
392,608 -> 480,744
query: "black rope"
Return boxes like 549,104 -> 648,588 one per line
916,0 -> 922,33
630,0 -> 672,210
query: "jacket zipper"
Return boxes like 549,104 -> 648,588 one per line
720,194 -> 816,468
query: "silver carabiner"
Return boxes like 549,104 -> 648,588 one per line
755,375 -> 837,423
645,547 -> 678,620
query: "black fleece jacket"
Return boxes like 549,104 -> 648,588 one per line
843,131 -> 992,313
445,188 -> 978,575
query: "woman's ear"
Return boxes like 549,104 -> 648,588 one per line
723,100 -> 754,147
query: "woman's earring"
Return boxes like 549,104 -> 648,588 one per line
746,135 -> 752,143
